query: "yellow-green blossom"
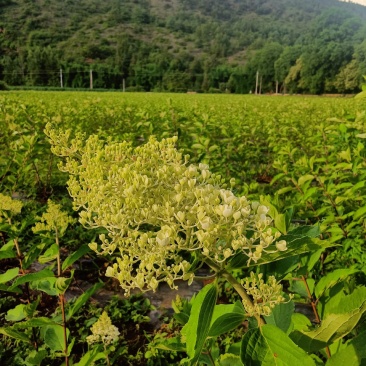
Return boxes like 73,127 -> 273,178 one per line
0,193 -> 23,216
241,272 -> 290,317
86,311 -> 120,345
45,125 -> 287,295
32,200 -> 75,237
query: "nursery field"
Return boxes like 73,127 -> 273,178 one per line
1,91 -> 366,365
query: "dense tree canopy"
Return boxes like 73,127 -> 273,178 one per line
1,0 -> 366,93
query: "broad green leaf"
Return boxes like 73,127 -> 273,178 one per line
24,350 -> 48,365
66,281 -> 104,320
289,278 -> 315,298
62,244 -> 91,271
0,240 -> 16,259
43,325 -> 69,352
290,287 -> 366,353
326,331 -> 366,366
0,327 -> 31,342
154,336 -> 186,352
264,301 -> 294,334
0,240 -> 15,251
55,272 -> 74,295
353,205 -> 366,220
12,317 -> 59,329
10,268 -> 54,288
181,283 -> 218,363
0,267 -> 19,284
74,347 -> 106,366
6,304 -> 26,322
30,278 -> 58,296
291,313 -> 312,332
218,353 -> 243,366
0,250 -> 16,259
315,269 -> 359,299
276,187 -> 293,195
298,175 -> 314,187
275,213 -> 287,234
241,325 -> 315,366
38,244 -> 58,263
208,301 -> 246,337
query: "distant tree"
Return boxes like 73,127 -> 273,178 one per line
333,59 -> 361,93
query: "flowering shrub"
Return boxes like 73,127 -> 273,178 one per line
45,124 -> 287,300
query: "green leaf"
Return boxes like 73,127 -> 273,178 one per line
55,272 -> 74,295
314,269 -> 359,300
32,279 -> 58,296
66,281 -> 104,321
276,187 -> 294,195
326,331 -> 366,366
298,175 -> 314,187
0,267 -> 19,284
154,336 -> 186,352
241,325 -> 315,366
181,283 -> 218,363
353,205 -> 366,220
290,287 -> 366,353
0,250 -> 16,259
38,244 -> 59,263
208,301 -> 246,337
12,317 -> 59,329
291,313 -> 312,332
10,268 -> 54,288
264,301 -> 295,334
0,240 -> 16,259
6,304 -> 26,322
0,327 -> 31,343
289,278 -> 315,298
24,350 -> 48,365
62,244 -> 91,271
218,353 -> 243,366
43,325 -> 69,352
74,347 -> 106,366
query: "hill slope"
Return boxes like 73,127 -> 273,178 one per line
1,0 -> 366,93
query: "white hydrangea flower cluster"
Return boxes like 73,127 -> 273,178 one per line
241,272 -> 289,317
86,311 -> 120,345
45,124 -> 287,296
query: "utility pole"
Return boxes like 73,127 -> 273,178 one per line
255,71 -> 259,95
259,76 -> 262,95
60,69 -> 63,88
90,69 -> 93,90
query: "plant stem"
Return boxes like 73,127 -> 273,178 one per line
301,276 -> 331,358
204,258 -> 265,326
55,227 -> 69,365
8,218 -> 39,350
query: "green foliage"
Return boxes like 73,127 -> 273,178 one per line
1,91 -> 366,365
1,0 -> 366,93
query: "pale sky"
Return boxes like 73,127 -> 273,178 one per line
341,0 -> 366,6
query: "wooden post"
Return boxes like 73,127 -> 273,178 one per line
60,69 -> 63,88
276,80 -> 278,94
123,78 -> 125,92
255,71 -> 259,95
90,69 -> 93,90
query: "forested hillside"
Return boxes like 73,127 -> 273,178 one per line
1,0 -> 366,93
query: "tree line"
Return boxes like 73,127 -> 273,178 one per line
0,0 -> 366,93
